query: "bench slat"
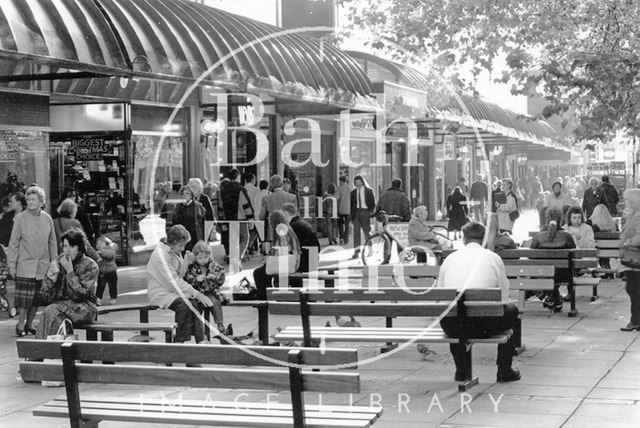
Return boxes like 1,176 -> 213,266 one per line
97,304 -> 158,316
269,302 -> 505,317
268,288 -> 502,302
37,399 -> 381,422
81,323 -> 175,331
508,279 -> 555,290
275,327 -> 511,344
502,259 -> 570,268
20,363 -> 361,393
17,340 -> 358,367
363,265 -> 440,278
505,265 -> 555,276
34,404 -> 378,428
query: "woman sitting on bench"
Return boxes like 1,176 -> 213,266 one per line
531,207 -> 576,312
36,229 -> 98,339
147,225 -> 213,343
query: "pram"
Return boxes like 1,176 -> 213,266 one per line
0,245 -> 16,318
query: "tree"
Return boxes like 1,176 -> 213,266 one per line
338,0 -> 640,144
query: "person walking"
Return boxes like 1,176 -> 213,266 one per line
217,168 -> 255,263
0,192 -> 25,247
469,174 -> 488,223
496,178 -> 519,234
6,186 -> 58,337
582,177 -> 605,220
350,175 -> 375,259
446,187 -> 468,239
599,175 -> 620,216
375,178 -> 411,221
61,188 -> 95,244
173,185 -> 206,251
336,176 -> 352,244
188,178 -> 215,222
322,183 -> 339,245
619,189 -> 640,331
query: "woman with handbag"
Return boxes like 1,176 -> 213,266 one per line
496,178 -> 519,234
619,189 -> 640,331
7,186 -> 58,337
35,229 -> 99,339
252,210 -> 301,300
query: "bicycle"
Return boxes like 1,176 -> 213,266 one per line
361,211 -> 451,266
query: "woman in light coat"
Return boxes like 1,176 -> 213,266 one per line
496,178 -> 518,234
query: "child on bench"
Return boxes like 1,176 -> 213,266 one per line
184,241 -> 228,338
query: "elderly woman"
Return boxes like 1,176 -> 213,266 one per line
7,186 -> 58,336
619,189 -> 640,331
252,210 -> 301,300
35,229 -> 98,338
147,225 -> 213,343
173,185 -> 206,251
188,178 -> 215,221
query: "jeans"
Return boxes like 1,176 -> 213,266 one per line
338,214 -> 350,243
625,271 -> 640,325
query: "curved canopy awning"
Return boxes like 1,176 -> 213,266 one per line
0,0 -> 375,110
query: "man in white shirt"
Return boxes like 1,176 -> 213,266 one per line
437,222 -> 520,383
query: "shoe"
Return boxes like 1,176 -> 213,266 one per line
620,323 -> 640,331
562,294 -> 571,302
351,252 -> 359,260
225,323 -> 233,336
455,372 -> 471,382
497,367 -> 521,383
552,302 -> 563,313
15,326 -> 25,337
24,326 -> 37,335
109,299 -> 117,305
96,298 -> 102,306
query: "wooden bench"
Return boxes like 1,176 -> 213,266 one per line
498,249 -> 599,315
593,231 -> 620,279
79,322 -> 176,343
96,303 -> 159,337
269,287 -> 512,391
18,340 -> 382,428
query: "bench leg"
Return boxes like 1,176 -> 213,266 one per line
165,330 -> 173,343
591,284 -> 599,302
514,315 -> 526,355
101,331 -> 115,365
203,308 -> 211,341
381,317 -> 398,353
258,304 -> 270,345
457,343 -> 479,392
568,284 -> 578,317
139,309 -> 150,337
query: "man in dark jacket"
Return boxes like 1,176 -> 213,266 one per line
599,175 -> 619,216
582,177 -> 604,219
216,168 -> 254,264
350,175 -> 376,259
375,178 -> 411,221
282,202 -> 319,287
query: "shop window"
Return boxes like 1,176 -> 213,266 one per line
0,130 -> 48,200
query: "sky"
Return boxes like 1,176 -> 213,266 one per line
202,0 -> 527,114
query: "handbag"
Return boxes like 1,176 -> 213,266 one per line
42,319 -> 76,387
509,210 -> 520,222
265,254 -> 299,275
620,242 -> 640,269
232,277 -> 257,301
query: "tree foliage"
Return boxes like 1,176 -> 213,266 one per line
338,0 -> 640,144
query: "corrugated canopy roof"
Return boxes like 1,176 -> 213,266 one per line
0,0 -> 375,109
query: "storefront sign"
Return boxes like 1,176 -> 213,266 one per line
68,138 -> 112,160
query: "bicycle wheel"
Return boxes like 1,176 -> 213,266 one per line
362,234 -> 391,265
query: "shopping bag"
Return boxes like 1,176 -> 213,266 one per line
265,254 -> 299,275
232,277 -> 258,301
42,319 -> 76,387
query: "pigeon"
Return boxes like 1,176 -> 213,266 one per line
416,344 -> 436,358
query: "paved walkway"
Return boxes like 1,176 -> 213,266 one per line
1,210 -> 639,427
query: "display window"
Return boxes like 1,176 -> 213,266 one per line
0,130 -> 48,201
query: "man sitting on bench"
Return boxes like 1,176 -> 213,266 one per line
437,222 -> 521,383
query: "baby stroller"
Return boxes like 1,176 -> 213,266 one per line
0,245 -> 16,318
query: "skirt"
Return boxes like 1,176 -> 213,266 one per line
14,277 -> 42,308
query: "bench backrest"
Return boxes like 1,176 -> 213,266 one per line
267,287 -> 504,318
362,264 -> 440,278
594,232 -> 620,258
18,340 -> 361,428
499,248 -> 598,269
